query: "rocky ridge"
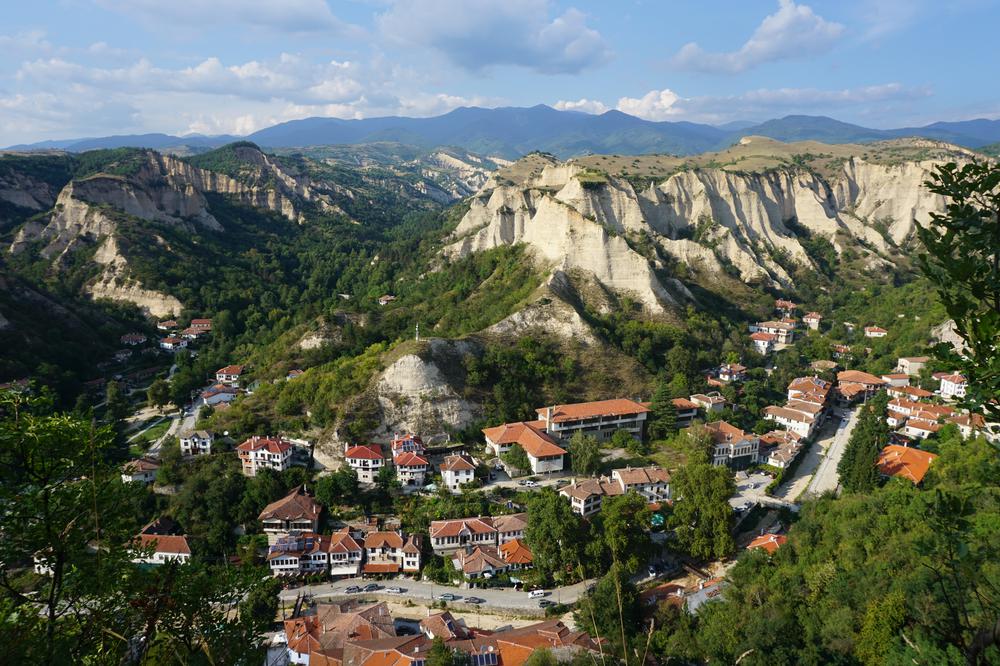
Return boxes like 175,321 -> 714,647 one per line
446,143 -> 968,313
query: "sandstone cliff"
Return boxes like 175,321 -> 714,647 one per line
446,145 -> 968,312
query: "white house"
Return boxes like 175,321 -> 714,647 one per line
704,421 -> 759,470
179,429 -> 213,456
803,312 -> 823,330
439,454 -> 477,491
201,384 -> 239,406
864,326 -> 888,338
362,532 -> 422,575
121,458 -> 159,484
750,331 -> 777,354
344,444 -> 385,484
159,336 -> 188,351
236,435 -> 293,477
132,534 -> 192,565
690,392 -> 726,413
393,451 -> 429,487
749,321 -> 795,345
484,420 -> 569,475
717,363 -> 747,383
939,372 -> 967,400
763,405 -> 816,439
896,356 -> 930,375
559,466 -> 670,516
215,365 -> 244,386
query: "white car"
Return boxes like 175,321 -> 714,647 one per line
386,586 -> 404,594
528,589 -> 548,599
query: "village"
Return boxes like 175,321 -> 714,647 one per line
83,296 -> 998,666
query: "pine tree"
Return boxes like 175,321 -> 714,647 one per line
649,376 -> 678,440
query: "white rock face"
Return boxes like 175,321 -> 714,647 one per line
373,340 -> 481,437
446,154 -> 965,309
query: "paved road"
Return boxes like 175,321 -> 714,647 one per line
278,576 -> 595,611
804,407 -> 860,498
729,472 -> 774,509
147,396 -> 202,458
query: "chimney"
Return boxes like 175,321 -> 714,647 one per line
545,406 -> 553,428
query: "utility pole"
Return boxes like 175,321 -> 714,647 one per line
415,323 -> 420,342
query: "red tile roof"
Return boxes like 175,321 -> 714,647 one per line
837,370 -> 886,386
429,517 -> 496,539
392,452 -> 428,467
362,562 -> 400,574
877,445 -> 937,484
672,397 -> 700,410
345,444 -> 384,460
237,436 -> 292,454
750,332 -> 777,342
535,398 -> 649,423
136,533 -> 191,555
483,422 -> 566,458
364,531 -> 404,549
258,486 -> 321,523
439,454 -> 477,471
747,533 -> 787,554
499,538 -> 533,565
216,364 -> 244,375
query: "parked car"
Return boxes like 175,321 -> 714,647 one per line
386,586 -> 404,594
528,589 -> 548,599
345,586 -> 361,594
363,583 -> 380,592
439,593 -> 458,602
466,596 -> 485,604
517,480 -> 528,487
538,600 -> 555,608
524,481 -> 539,488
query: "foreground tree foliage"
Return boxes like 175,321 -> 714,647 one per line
920,161 -> 1000,420
655,440 -> 1000,665
667,463 -> 734,561
0,390 -> 276,664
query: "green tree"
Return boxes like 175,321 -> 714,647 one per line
838,393 -> 889,494
239,577 -> 281,627
315,466 -> 359,508
668,463 -> 734,560
376,463 -> 400,494
648,377 -> 678,440
920,162 -> 1000,419
856,591 -> 907,666
597,492 -> 652,574
568,432 -> 601,475
426,636 -> 458,666
525,488 -> 585,584
501,443 -> 530,476
573,566 -> 642,662
147,378 -> 171,411
156,437 -> 184,485
105,379 -> 130,424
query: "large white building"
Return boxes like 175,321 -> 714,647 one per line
704,421 -> 759,470
258,486 -> 321,544
393,451 -> 429,487
939,372 -> 968,400
559,466 -> 671,517
536,398 -> 650,442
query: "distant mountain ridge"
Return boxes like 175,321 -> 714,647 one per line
7,106 -> 1000,158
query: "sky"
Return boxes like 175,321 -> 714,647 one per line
2,0 -> 999,145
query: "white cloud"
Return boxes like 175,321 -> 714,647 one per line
616,89 -> 682,121
550,83 -> 930,124
377,0 -> 610,74
553,98 -> 609,114
671,0 -> 844,74
94,0 -> 359,35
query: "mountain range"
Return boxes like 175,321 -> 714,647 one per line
8,106 -> 1000,159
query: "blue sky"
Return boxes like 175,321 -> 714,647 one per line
2,0 -> 999,145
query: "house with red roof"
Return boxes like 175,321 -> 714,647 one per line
483,422 -> 566,475
750,320 -> 796,344
159,336 -> 187,352
427,513 -> 528,554
439,454 -> 478,491
717,363 -> 747,383
344,444 -> 385,484
864,326 -> 888,338
390,433 -> 425,454
803,312 -> 822,330
938,372 -> 968,400
393,451 -> 429,487
559,466 -> 671,516
877,445 -> 937,484
362,531 -> 421,574
672,397 -> 700,428
156,320 -> 177,331
704,421 -> 760,470
120,332 -> 147,346
236,435 -> 293,477
190,318 -> 212,330
896,356 -> 930,375
750,331 -> 777,354
121,457 -> 160,485
747,533 -> 787,555
132,533 -> 192,565
259,486 -> 321,543
499,538 -> 534,570
215,364 -> 245,386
